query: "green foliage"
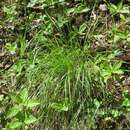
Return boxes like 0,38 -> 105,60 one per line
111,27 -> 130,43
1,0 -> 130,130
28,0 -> 66,7
67,3 -> 90,14
49,98 -> 72,112
100,61 -> 123,82
122,91 -> 130,111
108,3 -> 129,15
5,88 -> 39,129
3,4 -> 17,22
5,43 -> 17,55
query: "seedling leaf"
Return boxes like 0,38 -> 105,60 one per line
9,120 -> 22,129
24,115 -> 37,125
25,99 -> 40,108
7,105 -> 22,118
20,88 -> 28,103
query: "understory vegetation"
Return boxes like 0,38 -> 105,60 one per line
1,0 -> 130,130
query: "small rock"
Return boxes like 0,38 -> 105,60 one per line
99,4 -> 107,11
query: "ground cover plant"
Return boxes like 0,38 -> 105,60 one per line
1,0 -> 130,130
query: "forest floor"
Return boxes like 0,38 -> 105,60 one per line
1,0 -> 130,130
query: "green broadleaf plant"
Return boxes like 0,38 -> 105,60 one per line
6,88 -> 39,129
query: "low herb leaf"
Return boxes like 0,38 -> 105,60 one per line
24,115 -> 37,125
